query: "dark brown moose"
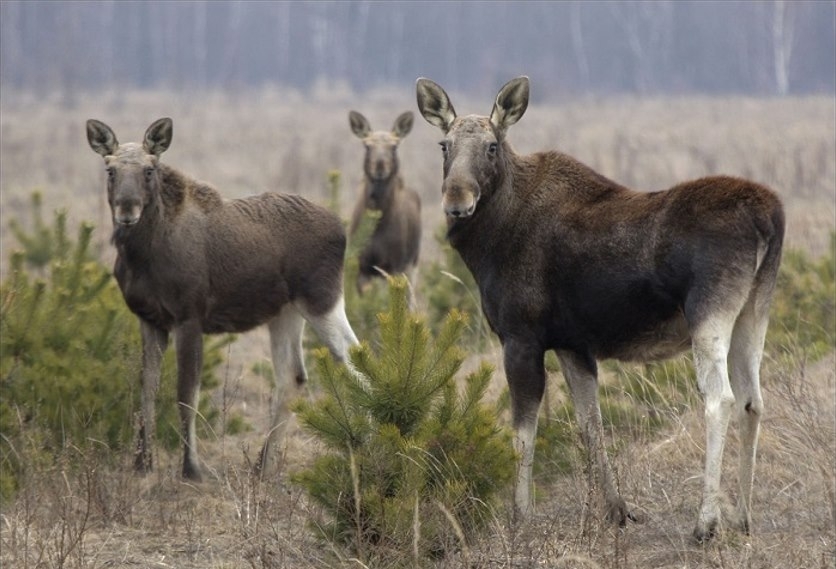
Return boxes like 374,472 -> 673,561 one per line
417,77 -> 784,542
348,110 -> 421,296
86,117 -> 358,480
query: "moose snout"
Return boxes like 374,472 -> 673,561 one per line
113,201 -> 143,226
442,182 -> 479,218
445,202 -> 476,218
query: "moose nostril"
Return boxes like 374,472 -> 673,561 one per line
444,205 -> 467,218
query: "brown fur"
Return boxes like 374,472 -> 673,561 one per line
347,110 -> 421,292
87,118 -> 357,480
417,77 -> 784,541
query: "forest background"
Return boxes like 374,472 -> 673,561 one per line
1,2 -> 834,568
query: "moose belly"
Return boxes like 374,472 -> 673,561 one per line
597,312 -> 691,362
202,283 -> 291,334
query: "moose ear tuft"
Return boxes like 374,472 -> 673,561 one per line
87,119 -> 119,156
489,76 -> 529,134
143,117 -> 173,156
416,78 -> 457,133
349,111 -> 371,139
392,111 -> 414,139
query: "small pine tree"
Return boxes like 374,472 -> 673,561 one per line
292,276 -> 514,565
0,194 -> 232,500
8,191 -> 69,271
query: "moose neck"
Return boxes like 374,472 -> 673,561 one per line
113,200 -> 161,267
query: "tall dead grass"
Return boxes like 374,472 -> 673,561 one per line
1,87 -> 834,568
1,345 -> 832,568
1,87 -> 833,271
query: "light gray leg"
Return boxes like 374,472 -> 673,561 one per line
258,304 -> 308,475
136,320 -> 168,473
557,350 -> 630,525
691,315 -> 736,542
513,410 -> 539,519
728,300 -> 769,534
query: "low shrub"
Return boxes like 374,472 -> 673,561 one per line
292,277 -> 514,565
0,193 -> 232,500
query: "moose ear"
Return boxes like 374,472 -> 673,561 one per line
143,117 -> 173,156
391,111 -> 414,139
416,78 -> 456,133
86,119 -> 119,156
349,111 -> 371,139
489,76 -> 529,134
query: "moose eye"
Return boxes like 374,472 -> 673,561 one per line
487,142 -> 498,156
144,167 -> 155,181
106,167 -> 115,180
439,141 -> 449,154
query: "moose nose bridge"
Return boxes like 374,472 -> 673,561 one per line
368,145 -> 392,177
443,160 -> 478,197
113,181 -> 142,209
111,176 -> 144,223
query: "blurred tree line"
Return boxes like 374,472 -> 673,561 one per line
1,0 -> 833,100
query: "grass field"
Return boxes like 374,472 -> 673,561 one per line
1,87 -> 834,568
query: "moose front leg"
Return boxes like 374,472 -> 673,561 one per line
503,338 -> 547,520
175,319 -> 204,481
557,349 -> 632,525
136,320 -> 168,473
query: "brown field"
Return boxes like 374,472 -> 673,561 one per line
1,87 -> 834,568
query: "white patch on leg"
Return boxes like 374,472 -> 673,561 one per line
514,416 -> 538,518
692,315 -> 736,538
261,305 -> 307,471
300,295 -> 359,361
728,300 -> 769,532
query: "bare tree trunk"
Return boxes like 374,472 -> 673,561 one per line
194,1 -> 208,89
388,9 -> 405,81
214,1 -> 243,89
570,1 -> 590,90
772,0 -> 795,95
276,2 -> 291,80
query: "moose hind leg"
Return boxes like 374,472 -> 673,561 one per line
558,350 -> 632,525
258,305 -> 308,475
728,297 -> 769,534
690,314 -> 736,542
300,294 -> 359,362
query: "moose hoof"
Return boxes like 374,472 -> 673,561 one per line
182,461 -> 204,482
606,497 -> 640,527
692,519 -> 719,544
134,454 -> 153,475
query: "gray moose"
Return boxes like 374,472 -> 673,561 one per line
417,76 -> 784,541
87,117 -> 358,480
348,111 -> 421,299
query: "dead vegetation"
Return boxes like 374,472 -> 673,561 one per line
1,88 -> 834,568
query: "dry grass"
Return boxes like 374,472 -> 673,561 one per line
1,351 -> 832,568
1,87 -> 833,268
1,87 -> 834,568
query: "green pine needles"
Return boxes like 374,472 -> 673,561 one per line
0,193 -> 233,500
293,276 -> 514,564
